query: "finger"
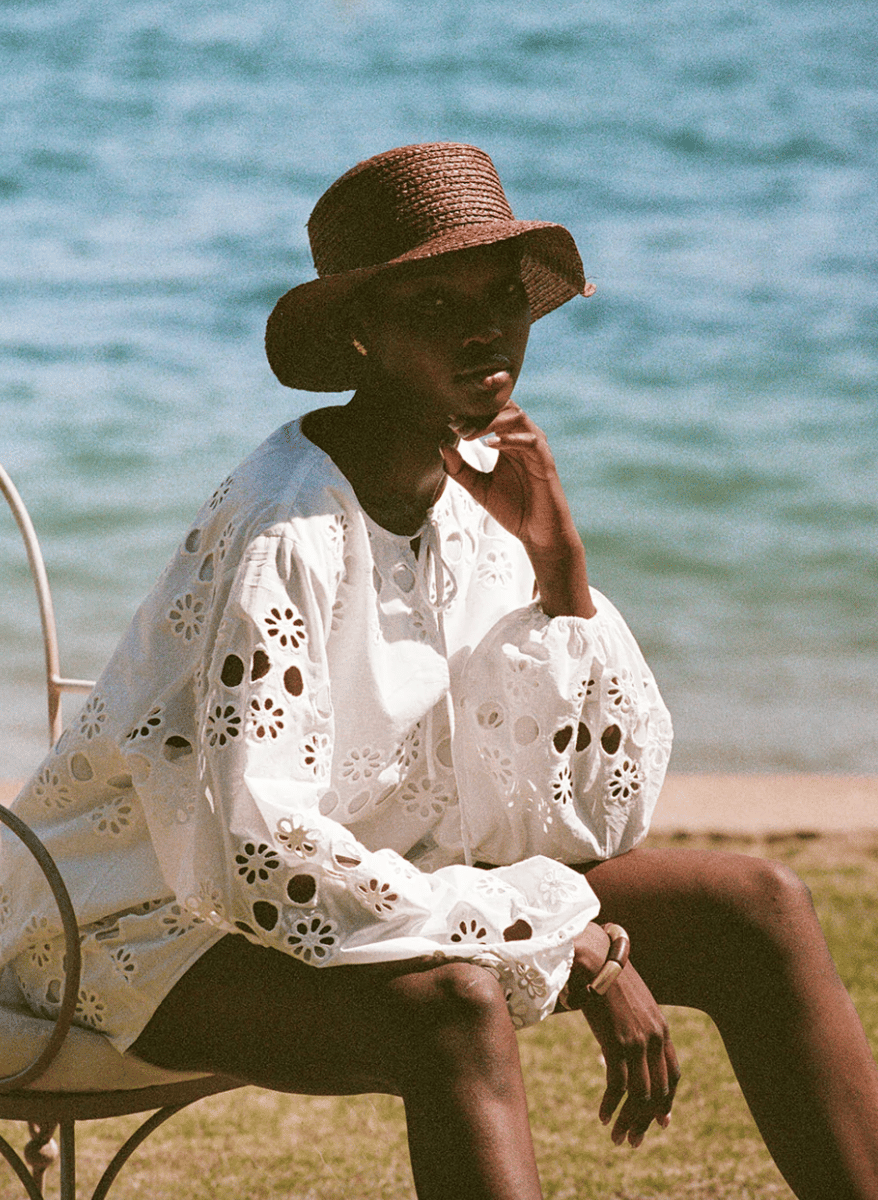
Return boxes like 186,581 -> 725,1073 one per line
626,1040 -> 651,1104
611,1095 -> 648,1147
439,444 -> 492,503
658,1041 -> 682,1127
599,1052 -> 628,1126
483,431 -> 542,451
647,1031 -> 670,1108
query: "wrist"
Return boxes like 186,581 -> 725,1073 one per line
529,541 -> 596,620
562,923 -> 631,1008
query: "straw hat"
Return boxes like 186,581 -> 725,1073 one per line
265,142 -> 595,392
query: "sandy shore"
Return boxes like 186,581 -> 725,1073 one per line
2,773 -> 876,834
651,773 -> 878,834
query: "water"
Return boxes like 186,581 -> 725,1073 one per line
2,0 -> 877,778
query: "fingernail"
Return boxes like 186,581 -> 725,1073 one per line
659,1113 -> 672,1129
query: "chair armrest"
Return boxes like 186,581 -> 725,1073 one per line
0,804 -> 82,1091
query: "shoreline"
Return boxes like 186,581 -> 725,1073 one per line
2,773 -> 876,834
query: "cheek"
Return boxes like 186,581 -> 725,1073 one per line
368,327 -> 453,383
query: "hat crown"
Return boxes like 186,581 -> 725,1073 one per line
308,143 -> 516,277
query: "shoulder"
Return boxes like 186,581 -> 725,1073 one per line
182,419 -> 360,565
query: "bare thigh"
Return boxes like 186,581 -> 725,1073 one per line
131,936 -> 508,1097
579,843 -> 827,1013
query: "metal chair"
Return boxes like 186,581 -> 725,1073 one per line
0,465 -> 241,1199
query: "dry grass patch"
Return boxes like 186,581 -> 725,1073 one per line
3,832 -> 877,1198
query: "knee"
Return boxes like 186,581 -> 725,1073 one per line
388,961 -> 513,1076
732,857 -> 815,933
397,961 -> 509,1036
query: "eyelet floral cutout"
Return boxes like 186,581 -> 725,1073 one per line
514,962 -> 548,1000
235,841 -> 282,885
160,904 -> 204,939
184,880 -> 226,926
448,909 -> 490,943
264,603 -> 307,650
24,916 -> 56,970
476,548 -> 512,589
284,911 -> 338,962
109,947 -> 137,982
331,594 -> 346,632
409,608 -> 431,642
168,593 -> 206,641
479,746 -> 515,793
574,676 -> 597,705
76,989 -> 107,1029
247,696 -> 285,741
400,777 -> 451,821
340,746 -> 382,784
474,873 -> 519,900
0,889 -> 11,929
395,723 -> 422,772
126,706 -> 164,742
538,867 -> 581,909
205,703 -> 241,747
294,732 -> 328,778
355,877 -> 399,917
77,695 -> 108,740
208,475 -> 233,511
327,512 -> 348,553
504,656 -> 534,699
551,762 -> 573,805
91,798 -> 137,838
606,758 -> 643,805
216,520 -> 236,561
33,766 -> 72,809
276,816 -> 320,858
607,670 -> 635,714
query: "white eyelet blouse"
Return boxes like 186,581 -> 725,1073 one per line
3,419 -> 672,1050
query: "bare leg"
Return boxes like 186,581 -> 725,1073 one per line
580,846 -> 878,1200
132,936 -> 543,1200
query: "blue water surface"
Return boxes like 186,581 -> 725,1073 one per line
2,0 -> 876,776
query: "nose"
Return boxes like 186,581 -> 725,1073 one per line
462,321 -> 502,348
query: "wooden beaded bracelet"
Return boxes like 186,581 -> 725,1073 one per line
557,922 -> 631,1009
586,922 -> 631,995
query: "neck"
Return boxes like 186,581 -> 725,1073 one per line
303,390 -> 452,536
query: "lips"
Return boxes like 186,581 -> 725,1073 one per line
454,353 -> 513,382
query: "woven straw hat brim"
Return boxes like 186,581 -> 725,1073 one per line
266,221 -> 592,392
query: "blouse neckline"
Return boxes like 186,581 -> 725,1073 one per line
291,413 -> 453,543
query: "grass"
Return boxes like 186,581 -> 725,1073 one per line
3,831 -> 878,1199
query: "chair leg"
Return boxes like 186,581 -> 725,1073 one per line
59,1121 -> 76,1200
24,1122 -> 59,1196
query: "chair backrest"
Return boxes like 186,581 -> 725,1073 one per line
0,467 -> 214,1096
0,464 -> 96,747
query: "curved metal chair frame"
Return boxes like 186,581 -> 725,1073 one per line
1,465 -> 241,1198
